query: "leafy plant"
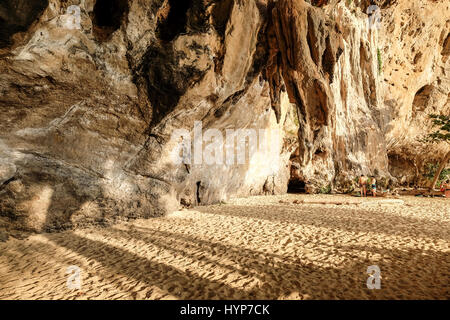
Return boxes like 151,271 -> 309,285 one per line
420,114 -> 450,190
422,114 -> 450,143
377,48 -> 382,74
424,163 -> 450,187
319,184 -> 332,194
438,169 -> 450,186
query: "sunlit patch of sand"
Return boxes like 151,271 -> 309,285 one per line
0,195 -> 448,300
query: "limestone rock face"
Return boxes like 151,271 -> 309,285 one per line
268,0 -> 390,192
0,0 -> 448,231
379,0 -> 450,185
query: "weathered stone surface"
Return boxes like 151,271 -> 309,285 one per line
267,0 -> 390,192
0,0 -> 448,232
379,0 -> 450,186
0,0 -> 49,48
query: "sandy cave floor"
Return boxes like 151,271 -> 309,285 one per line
0,194 -> 449,300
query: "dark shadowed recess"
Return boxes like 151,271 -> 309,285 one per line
211,0 -> 234,37
92,0 -> 129,41
412,84 -> 433,114
388,152 -> 416,187
0,0 -> 48,48
137,46 -> 208,126
310,0 -> 329,7
137,0 -> 234,126
156,0 -> 193,41
134,0 -> 265,127
442,33 -> 450,56
287,179 -> 306,193
156,0 -> 214,42
288,148 -> 306,194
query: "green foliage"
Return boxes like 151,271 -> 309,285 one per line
423,163 -> 437,180
423,163 -> 450,186
319,184 -> 332,194
377,48 -> 382,74
439,169 -> 450,186
422,114 -> 450,143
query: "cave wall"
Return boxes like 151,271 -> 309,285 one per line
0,0 -> 296,232
0,0 -> 49,48
379,0 -> 450,183
266,0 -> 390,193
0,0 -> 448,232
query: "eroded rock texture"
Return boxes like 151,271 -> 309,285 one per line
379,0 -> 450,186
0,0 -> 448,232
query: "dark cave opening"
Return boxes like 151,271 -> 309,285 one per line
92,0 -> 129,41
388,153 -> 417,187
0,0 -> 48,48
211,0 -> 234,37
288,179 -> 306,194
314,148 -> 327,159
322,36 -> 335,81
156,0 -> 193,41
412,84 -> 433,114
196,181 -> 202,204
288,149 -> 306,194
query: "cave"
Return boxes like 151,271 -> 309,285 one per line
412,84 -> 433,114
288,179 -> 306,194
288,149 -> 306,193
156,0 -> 193,41
0,0 -> 48,48
196,181 -> 202,204
388,152 -> 417,186
92,0 -> 129,41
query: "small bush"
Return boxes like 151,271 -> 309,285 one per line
319,184 -> 332,194
423,163 -> 450,186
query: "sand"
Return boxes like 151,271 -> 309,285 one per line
0,194 -> 449,300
